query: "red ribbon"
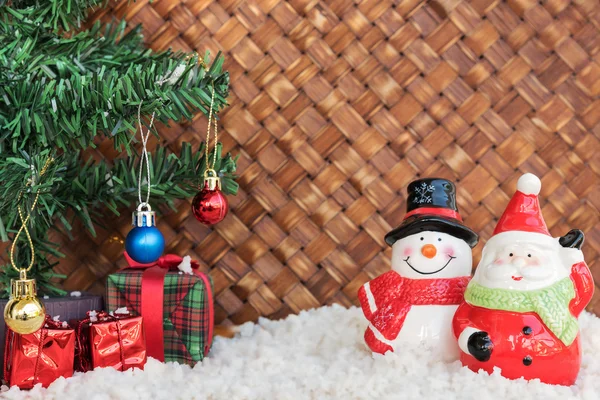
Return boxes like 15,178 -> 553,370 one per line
124,253 -> 201,270
3,325 -> 11,381
123,252 -> 214,362
404,207 -> 463,221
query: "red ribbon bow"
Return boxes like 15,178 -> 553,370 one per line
122,252 -> 213,362
124,252 -> 200,271
44,315 -> 69,330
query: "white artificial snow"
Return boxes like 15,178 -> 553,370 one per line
2,305 -> 600,400
155,63 -> 187,86
87,310 -> 98,323
69,291 -> 82,297
177,256 -> 194,275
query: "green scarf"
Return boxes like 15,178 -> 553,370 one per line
465,277 -> 578,346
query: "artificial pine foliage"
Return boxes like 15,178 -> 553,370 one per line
0,1 -> 238,297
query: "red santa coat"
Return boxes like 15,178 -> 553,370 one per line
453,262 -> 594,386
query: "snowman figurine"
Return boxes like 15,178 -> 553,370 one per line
453,173 -> 594,386
358,178 -> 478,361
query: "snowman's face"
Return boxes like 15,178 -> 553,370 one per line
391,231 -> 473,279
474,237 -> 569,290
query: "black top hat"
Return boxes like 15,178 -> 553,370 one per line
384,178 -> 479,248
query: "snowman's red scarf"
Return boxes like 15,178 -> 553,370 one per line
359,271 -> 470,343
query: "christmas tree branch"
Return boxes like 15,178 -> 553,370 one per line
62,142 -> 238,230
1,144 -> 237,238
0,20 -> 229,153
5,0 -> 103,32
0,144 -> 238,296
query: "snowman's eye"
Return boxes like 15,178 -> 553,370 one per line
420,237 -> 424,241
528,254 -> 531,257
438,238 -> 442,242
509,253 -> 514,257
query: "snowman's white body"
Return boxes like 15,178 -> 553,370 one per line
392,304 -> 460,361
382,230 -> 473,360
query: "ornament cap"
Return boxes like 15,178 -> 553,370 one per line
10,277 -> 37,299
203,169 -> 222,191
132,203 -> 156,228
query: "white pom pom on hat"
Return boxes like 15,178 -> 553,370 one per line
516,173 -> 541,195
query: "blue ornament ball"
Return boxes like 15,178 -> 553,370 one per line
125,226 -> 165,264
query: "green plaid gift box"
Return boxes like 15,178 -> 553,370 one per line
106,266 -> 214,366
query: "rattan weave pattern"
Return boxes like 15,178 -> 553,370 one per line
6,0 -> 600,324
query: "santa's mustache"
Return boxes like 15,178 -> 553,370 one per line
485,265 -> 517,280
484,263 -> 552,281
521,266 -> 553,280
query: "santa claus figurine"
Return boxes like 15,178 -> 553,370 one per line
453,173 -> 594,386
358,178 -> 478,361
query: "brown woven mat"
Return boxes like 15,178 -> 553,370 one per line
4,0 -> 600,324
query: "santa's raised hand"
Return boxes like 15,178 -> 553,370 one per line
453,173 -> 594,386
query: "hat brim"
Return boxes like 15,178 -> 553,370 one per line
384,214 -> 479,248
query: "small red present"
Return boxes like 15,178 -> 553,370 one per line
4,316 -> 75,389
74,311 -> 146,372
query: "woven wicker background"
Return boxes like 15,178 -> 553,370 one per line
9,0 -> 600,325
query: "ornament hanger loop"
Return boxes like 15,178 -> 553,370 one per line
137,101 -> 156,208
203,168 -> 218,179
137,202 -> 152,212
10,157 -> 54,274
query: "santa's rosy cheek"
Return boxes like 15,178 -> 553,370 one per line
493,258 -> 505,265
403,247 -> 413,257
444,246 -> 455,257
527,258 -> 541,266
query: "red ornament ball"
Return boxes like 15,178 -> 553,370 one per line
192,184 -> 229,225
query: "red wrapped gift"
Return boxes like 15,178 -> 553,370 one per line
75,311 -> 146,372
4,316 -> 75,389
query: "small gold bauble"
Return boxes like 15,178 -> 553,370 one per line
3,278 -> 46,335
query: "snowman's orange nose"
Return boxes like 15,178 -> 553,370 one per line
421,244 -> 437,258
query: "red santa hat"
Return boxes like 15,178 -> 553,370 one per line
488,173 -> 556,247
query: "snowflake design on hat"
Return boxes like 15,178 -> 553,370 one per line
415,182 -> 435,204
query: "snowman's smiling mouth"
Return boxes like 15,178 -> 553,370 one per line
403,256 -> 456,275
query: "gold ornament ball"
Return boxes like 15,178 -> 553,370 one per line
4,296 -> 45,334
3,279 -> 46,335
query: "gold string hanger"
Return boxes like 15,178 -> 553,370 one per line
203,82 -> 220,190
4,156 -> 53,335
10,157 -> 54,279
